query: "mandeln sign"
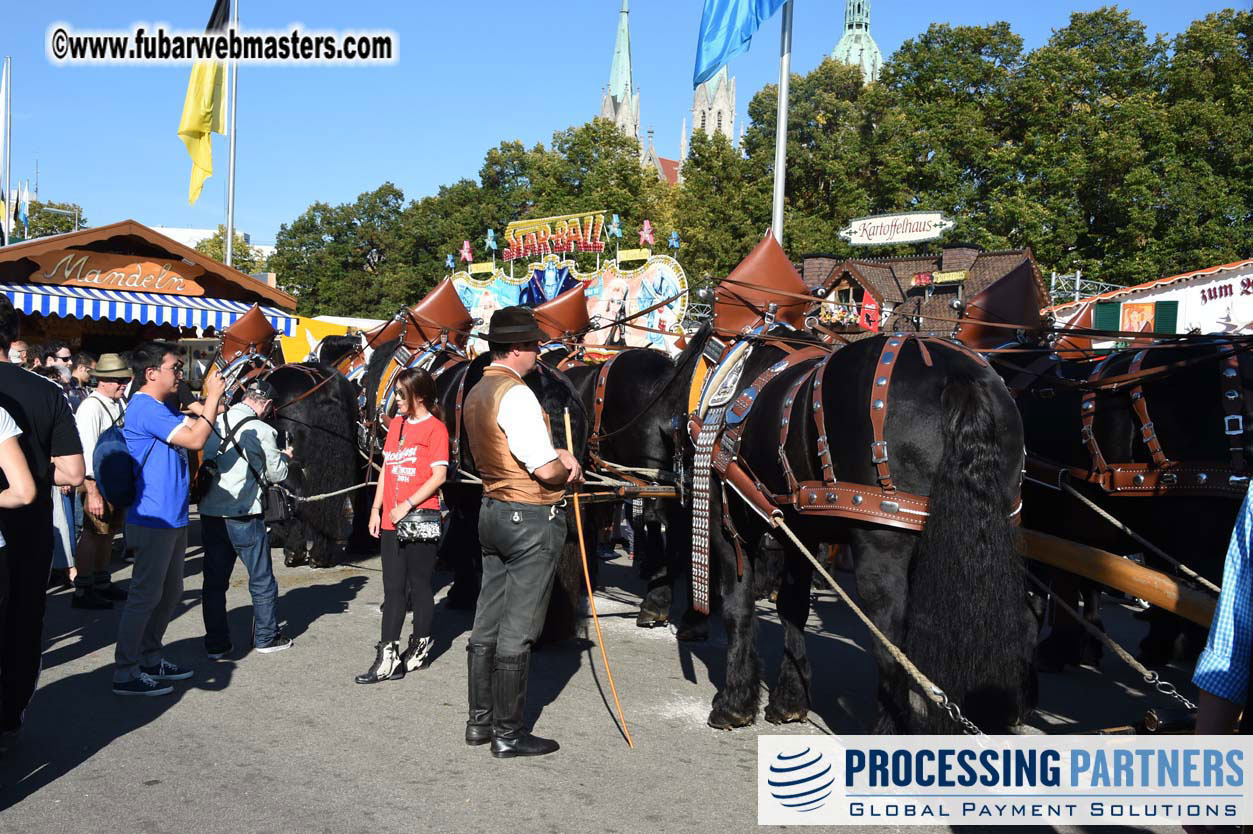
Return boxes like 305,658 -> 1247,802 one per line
839,212 -> 955,246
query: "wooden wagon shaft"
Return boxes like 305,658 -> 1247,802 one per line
1020,528 -> 1216,628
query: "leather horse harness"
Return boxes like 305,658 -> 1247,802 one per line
1010,344 -> 1251,499
685,332 -> 1014,613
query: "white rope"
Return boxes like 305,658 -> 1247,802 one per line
1061,481 -> 1220,595
1026,571 -> 1197,711
291,481 -> 378,503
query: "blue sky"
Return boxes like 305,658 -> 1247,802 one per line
2,1 -> 1238,245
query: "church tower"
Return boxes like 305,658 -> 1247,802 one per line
599,0 -> 640,141
687,65 -> 735,159
832,0 -> 882,84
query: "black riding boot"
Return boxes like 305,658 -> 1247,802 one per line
465,642 -> 495,746
490,651 -> 559,758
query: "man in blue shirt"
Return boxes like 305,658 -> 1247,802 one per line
113,342 -> 225,697
1192,484 -> 1253,733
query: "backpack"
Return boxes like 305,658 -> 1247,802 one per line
190,414 -> 260,505
92,400 -> 151,509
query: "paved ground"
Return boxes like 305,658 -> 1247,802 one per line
1,515 -> 1192,833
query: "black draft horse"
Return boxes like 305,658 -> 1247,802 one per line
705,333 -> 1036,733
1000,338 -> 1252,669
264,362 -> 363,569
558,332 -> 714,632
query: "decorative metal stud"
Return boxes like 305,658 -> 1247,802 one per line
1224,368 -> 1239,378
1133,474 -> 1145,486
881,352 -> 895,365
826,492 -> 836,502
1197,473 -> 1208,484
1082,401 -> 1094,411
1226,390 -> 1241,400
852,494 -> 863,505
808,491 -> 818,502
876,377 -> 887,386
881,500 -> 899,513
888,340 -> 900,347
873,400 -> 885,410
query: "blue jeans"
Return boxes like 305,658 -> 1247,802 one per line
201,515 -> 279,648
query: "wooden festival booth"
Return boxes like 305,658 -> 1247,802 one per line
0,219 -> 297,355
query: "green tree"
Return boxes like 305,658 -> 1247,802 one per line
880,22 -> 1023,248
675,129 -> 767,283
1152,10 -> 1253,275
1000,7 -> 1172,284
26,200 -> 87,239
196,225 -> 262,274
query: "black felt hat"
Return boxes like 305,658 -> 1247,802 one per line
485,306 -> 546,344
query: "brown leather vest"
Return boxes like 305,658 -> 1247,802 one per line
463,366 -> 565,505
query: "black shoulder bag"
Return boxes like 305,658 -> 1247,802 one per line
392,420 -> 442,544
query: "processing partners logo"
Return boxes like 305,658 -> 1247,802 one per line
767,747 -> 835,813
759,736 -> 1253,826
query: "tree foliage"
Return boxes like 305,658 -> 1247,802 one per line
274,7 -> 1253,315
26,200 -> 87,239
195,225 -> 263,275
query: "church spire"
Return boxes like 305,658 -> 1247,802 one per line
832,0 -> 883,84
600,0 -> 641,140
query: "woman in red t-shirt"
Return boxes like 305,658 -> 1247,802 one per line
356,368 -> 450,684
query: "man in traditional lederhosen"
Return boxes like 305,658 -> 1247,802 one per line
462,307 -> 582,758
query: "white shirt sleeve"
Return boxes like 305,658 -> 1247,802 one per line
0,406 -> 20,445
496,384 -> 559,473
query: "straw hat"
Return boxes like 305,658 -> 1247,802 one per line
94,353 -> 132,379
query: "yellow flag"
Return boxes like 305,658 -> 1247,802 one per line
177,59 -> 226,206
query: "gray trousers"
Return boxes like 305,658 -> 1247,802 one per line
114,524 -> 187,682
470,498 -> 566,657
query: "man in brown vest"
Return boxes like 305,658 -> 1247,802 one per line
462,307 -> 582,758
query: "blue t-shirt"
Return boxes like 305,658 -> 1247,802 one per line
124,392 -> 191,529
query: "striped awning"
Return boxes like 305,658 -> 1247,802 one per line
0,283 -> 296,336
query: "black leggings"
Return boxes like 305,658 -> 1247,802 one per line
380,530 -> 437,644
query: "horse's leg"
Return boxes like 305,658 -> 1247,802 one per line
675,506 -> 711,641
1034,567 -> 1088,672
707,512 -> 758,729
282,517 -> 308,568
637,500 -> 675,628
850,527 -> 916,734
444,500 -> 482,610
765,532 -> 814,725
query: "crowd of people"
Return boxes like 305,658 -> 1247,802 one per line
0,297 -> 583,759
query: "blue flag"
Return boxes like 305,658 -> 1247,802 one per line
693,0 -> 787,88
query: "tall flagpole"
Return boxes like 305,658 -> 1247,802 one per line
224,0 -> 239,267
770,2 -> 793,245
3,57 -> 11,244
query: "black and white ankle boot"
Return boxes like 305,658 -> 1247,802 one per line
354,641 -> 405,684
400,635 -> 433,672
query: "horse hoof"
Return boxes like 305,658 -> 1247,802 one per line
675,623 -> 708,642
635,607 -> 669,629
284,553 -> 307,568
310,560 -> 336,569
764,704 -> 808,725
707,707 -> 755,730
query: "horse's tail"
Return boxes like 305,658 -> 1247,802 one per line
903,370 -> 1031,733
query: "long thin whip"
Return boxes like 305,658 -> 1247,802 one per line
564,408 -> 634,748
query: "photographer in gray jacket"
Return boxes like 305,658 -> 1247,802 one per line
199,379 -> 293,657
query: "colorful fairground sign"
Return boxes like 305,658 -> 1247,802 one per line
502,211 -> 608,261
838,211 -> 955,246
446,210 -> 688,359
